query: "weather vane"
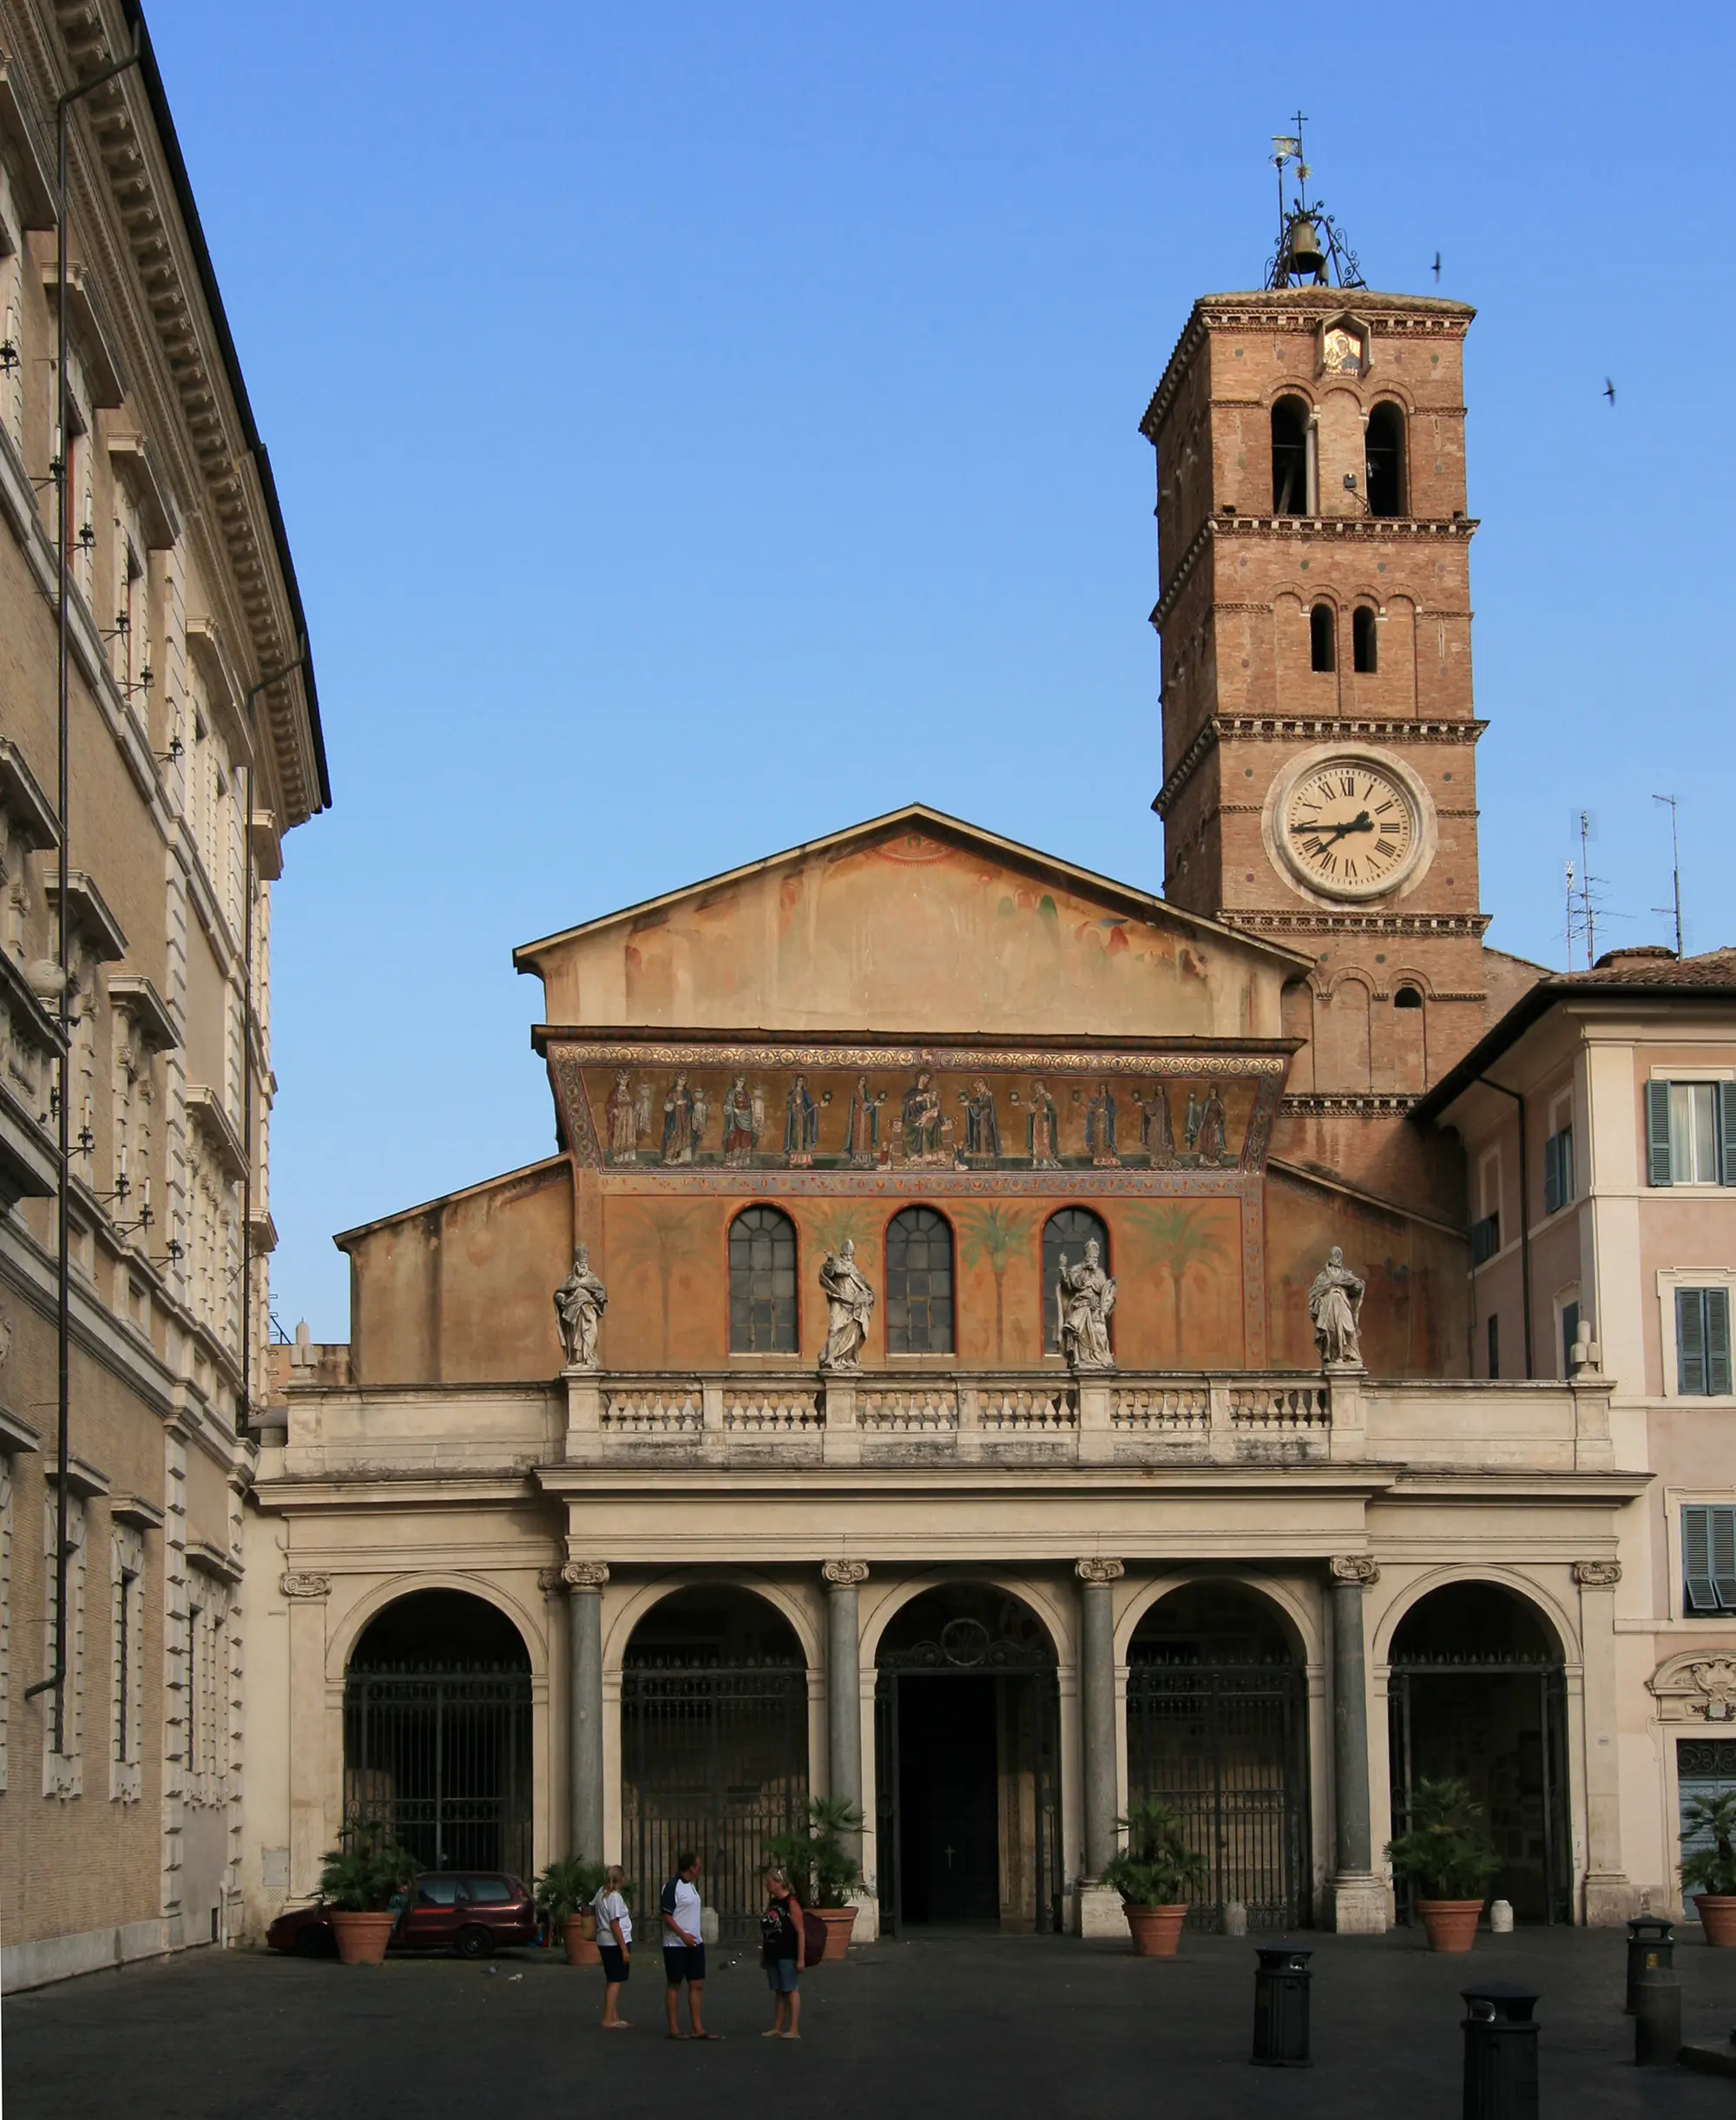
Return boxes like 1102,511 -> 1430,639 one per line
1266,115 -> 1365,291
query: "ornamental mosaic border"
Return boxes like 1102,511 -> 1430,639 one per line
549,1039 -> 1287,1078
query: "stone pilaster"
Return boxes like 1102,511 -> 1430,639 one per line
1574,1558 -> 1635,1925
563,1560 -> 608,1862
1075,1557 -> 1124,1939
1327,1555 -> 1387,1933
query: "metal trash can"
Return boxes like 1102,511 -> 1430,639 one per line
1633,1964 -> 1682,2066
1624,1916 -> 1674,2014
1461,1982 -> 1539,2120
1251,1944 -> 1312,2067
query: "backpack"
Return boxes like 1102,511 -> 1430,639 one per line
802,1910 -> 827,1963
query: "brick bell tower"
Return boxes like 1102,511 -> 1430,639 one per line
1140,188 -> 1513,1179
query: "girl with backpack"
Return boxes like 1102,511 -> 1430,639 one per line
759,1867 -> 806,2038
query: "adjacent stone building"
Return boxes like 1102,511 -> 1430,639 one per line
245,253 -> 1730,1945
0,0 -> 326,1989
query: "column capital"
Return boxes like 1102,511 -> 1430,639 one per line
562,1559 -> 610,1590
1075,1557 -> 1125,1584
1572,1558 -> 1621,1587
279,1570 -> 331,1600
821,1558 -> 869,1587
1329,1554 -> 1379,1586
536,1565 -> 565,1594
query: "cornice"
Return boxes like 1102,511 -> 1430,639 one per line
1154,716 -> 1486,820
1150,515 -> 1477,635
1218,909 -> 1491,939
1282,1092 -> 1421,1116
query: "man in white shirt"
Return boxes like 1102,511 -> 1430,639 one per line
660,1853 -> 718,2038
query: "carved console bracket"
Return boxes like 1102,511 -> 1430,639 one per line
1572,1559 -> 1622,1587
279,1570 -> 331,1600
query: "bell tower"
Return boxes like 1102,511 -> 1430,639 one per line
1140,179 -> 1502,1126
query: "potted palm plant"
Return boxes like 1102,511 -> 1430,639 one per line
535,1855 -> 609,1964
766,1796 -> 867,1960
317,1825 -> 421,1964
1386,1776 -> 1501,1952
1680,1789 -> 1736,1945
1100,1798 -> 1208,1957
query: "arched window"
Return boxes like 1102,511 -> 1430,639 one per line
1309,603 -> 1335,673
885,1207 -> 954,1355
728,1205 -> 797,1353
1393,985 -> 1424,1010
1271,396 -> 1310,516
1042,1208 -> 1109,1354
1352,605 -> 1378,674
1364,402 -> 1405,518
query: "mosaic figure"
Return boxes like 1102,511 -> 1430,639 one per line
784,1074 -> 819,1163
964,1076 -> 1000,1158
1139,1082 -> 1174,1162
1085,1081 -> 1117,1163
902,1069 -> 944,1161
606,1071 -> 641,1162
1182,1088 -> 1204,1155
845,1075 -> 880,1163
1055,1239 -> 1116,1372
661,1073 -> 700,1164
721,1074 -> 762,1167
1028,1080 -> 1061,1168
1196,1086 -> 1228,1166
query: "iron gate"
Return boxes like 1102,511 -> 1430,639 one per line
621,1657 -> 808,1945
343,1667 -> 533,1878
1388,1660 -> 1569,1924
1126,1660 -> 1310,1929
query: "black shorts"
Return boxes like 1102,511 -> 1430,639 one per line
663,1942 -> 706,1985
599,1943 -> 628,1983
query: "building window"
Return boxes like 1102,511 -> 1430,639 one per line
885,1207 -> 954,1355
1543,1125 -> 1575,1214
43,1492 -> 86,1797
1470,1212 -> 1500,1267
111,1525 -> 144,1801
727,1206 -> 798,1353
1309,603 -> 1335,673
1364,402 -> 1406,517
1677,1288 -> 1733,1398
1393,985 -> 1424,1011
1647,1080 -> 1736,1187
1271,396 -> 1310,515
1042,1208 -> 1110,1355
1560,1300 -> 1581,1379
1684,1504 -> 1736,1614
1486,1313 -> 1500,1380
1352,605 -> 1378,674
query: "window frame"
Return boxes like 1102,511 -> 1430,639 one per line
1678,1499 -> 1736,1617
1042,1208 -> 1112,1359
1542,1123 -> 1575,1215
1658,1269 -> 1736,1400
726,1204 -> 800,1357
1308,602 -> 1335,674
1646,1074 -> 1736,1188
884,1205 -> 957,1358
1351,604 -> 1378,675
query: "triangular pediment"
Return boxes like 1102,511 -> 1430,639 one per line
515,805 -> 1306,1041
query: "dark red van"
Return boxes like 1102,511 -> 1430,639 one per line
266,1873 -> 537,1959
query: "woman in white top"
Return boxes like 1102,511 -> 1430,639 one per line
593,1866 -> 633,2029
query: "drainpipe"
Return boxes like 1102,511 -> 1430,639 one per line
237,643 -> 306,1438
23,26 -> 144,1747
1476,1076 -> 1534,1381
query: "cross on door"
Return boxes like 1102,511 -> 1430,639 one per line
944,1844 -> 956,1867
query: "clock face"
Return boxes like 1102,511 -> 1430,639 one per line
1280,756 -> 1421,900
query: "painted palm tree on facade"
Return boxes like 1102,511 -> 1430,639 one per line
1124,1203 -> 1228,1366
613,1205 -> 706,1363
957,1204 -> 1035,1365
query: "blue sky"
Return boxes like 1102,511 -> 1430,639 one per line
142,1 -> 1733,1339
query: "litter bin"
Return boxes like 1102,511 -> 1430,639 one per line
1633,1964 -> 1681,2066
1251,1944 -> 1312,2067
1624,1916 -> 1674,2014
1461,1982 -> 1539,2120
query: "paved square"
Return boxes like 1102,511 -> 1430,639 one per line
6,1928 -> 1734,2118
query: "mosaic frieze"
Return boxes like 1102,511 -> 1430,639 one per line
551,1043 -> 1286,1178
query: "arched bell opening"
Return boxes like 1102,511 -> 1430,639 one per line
1126,1581 -> 1310,1931
620,1586 -> 809,1945
873,1584 -> 1061,1935
343,1588 -> 533,1879
1387,1581 -> 1570,1924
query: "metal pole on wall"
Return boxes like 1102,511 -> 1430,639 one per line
23,24 -> 143,1741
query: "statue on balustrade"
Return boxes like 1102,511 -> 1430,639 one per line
1308,1247 -> 1365,1369
819,1240 -> 875,1373
555,1245 -> 608,1370
1056,1239 -> 1116,1372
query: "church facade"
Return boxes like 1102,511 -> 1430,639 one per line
244,274 -> 1725,1946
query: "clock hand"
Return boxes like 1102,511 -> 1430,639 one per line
1290,811 -> 1377,847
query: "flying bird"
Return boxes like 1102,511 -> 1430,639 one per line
1603,378 -> 1616,406
1432,251 -> 1441,283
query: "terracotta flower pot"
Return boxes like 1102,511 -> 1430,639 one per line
564,1911 -> 602,1965
330,1911 -> 398,1965
1123,1903 -> 1188,1958
1693,1894 -> 1736,1946
1417,1899 -> 1483,1953
808,1905 -> 858,1964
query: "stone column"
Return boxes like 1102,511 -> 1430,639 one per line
1575,1558 -> 1635,1925
564,1560 -> 608,1862
1075,1557 -> 1125,1939
1328,1555 -> 1387,1933
821,1560 -> 868,1837
281,1570 -> 332,1900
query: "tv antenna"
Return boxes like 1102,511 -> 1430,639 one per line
1653,793 -> 1683,958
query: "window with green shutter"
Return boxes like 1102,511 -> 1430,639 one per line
1543,1126 -> 1575,1214
1649,1081 -> 1736,1187
1683,1504 -> 1736,1614
1677,1287 -> 1734,1396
